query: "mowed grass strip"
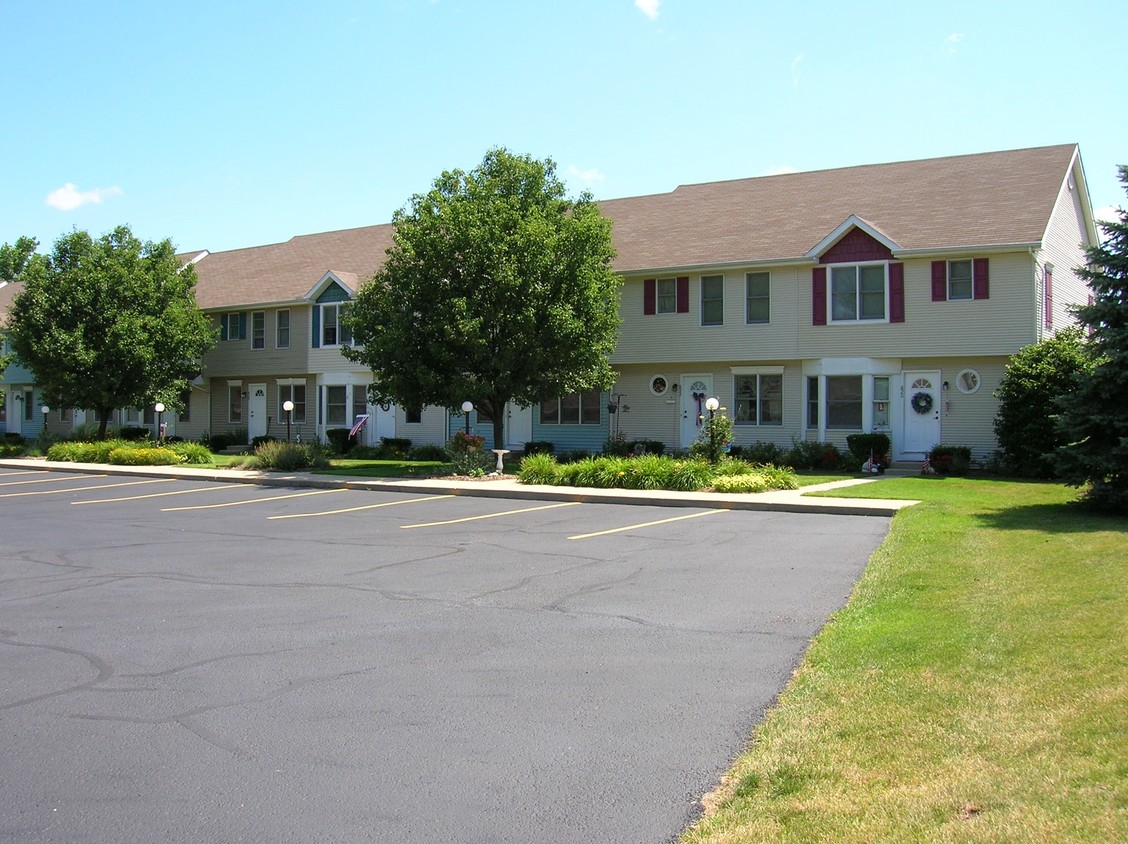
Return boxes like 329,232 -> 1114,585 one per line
682,477 -> 1127,844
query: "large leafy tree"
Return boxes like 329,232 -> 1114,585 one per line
344,148 -> 621,448
1055,165 -> 1128,512
0,236 -> 40,281
8,225 -> 216,439
993,326 -> 1093,478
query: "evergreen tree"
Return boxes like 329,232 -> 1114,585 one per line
1055,166 -> 1128,512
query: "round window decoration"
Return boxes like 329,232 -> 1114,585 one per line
911,391 -> 934,415
956,369 -> 981,394
649,375 -> 669,397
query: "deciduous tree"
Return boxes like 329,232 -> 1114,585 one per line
8,225 -> 216,439
344,149 -> 621,448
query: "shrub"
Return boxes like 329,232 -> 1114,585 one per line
619,454 -> 674,490
0,443 -> 24,457
602,431 -> 629,456
108,446 -> 183,466
254,440 -> 329,471
711,467 -> 799,493
118,426 -> 151,441
689,406 -> 735,464
169,441 -> 213,464
346,445 -> 382,460
731,441 -> 784,465
929,444 -> 972,475
517,453 -> 560,485
523,440 -> 555,455
669,459 -> 714,491
995,326 -> 1092,478
627,439 -> 665,456
556,448 -> 590,463
845,433 -> 891,463
784,439 -> 843,470
710,457 -> 759,477
326,428 -> 355,455
448,449 -> 493,476
408,444 -> 448,461
380,436 -> 413,456
2,432 -> 25,445
48,439 -> 134,463
251,435 -> 277,449
206,432 -> 236,452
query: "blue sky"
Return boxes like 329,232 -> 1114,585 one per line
2,0 -> 1124,256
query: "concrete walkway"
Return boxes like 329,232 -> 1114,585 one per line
0,458 -> 919,516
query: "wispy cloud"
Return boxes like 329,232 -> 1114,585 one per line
566,164 -> 605,186
635,0 -> 660,20
943,33 -> 964,54
790,54 -> 804,88
45,183 -> 123,211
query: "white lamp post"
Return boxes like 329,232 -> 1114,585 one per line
40,404 -> 50,435
704,397 -> 720,464
154,402 -> 165,443
461,400 -> 473,436
283,400 -> 295,442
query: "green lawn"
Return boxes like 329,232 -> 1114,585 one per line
682,476 -> 1127,843
313,458 -> 450,478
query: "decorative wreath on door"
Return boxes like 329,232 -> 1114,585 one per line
910,392 -> 934,414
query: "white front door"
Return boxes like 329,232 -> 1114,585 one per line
374,404 -> 396,441
505,403 -> 533,450
248,383 -> 267,441
902,371 -> 941,455
680,375 -> 713,449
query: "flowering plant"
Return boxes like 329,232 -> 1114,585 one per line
449,430 -> 486,453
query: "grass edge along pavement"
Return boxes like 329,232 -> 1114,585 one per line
680,476 -> 1127,844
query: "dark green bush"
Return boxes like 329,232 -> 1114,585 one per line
517,453 -> 559,485
2,432 -> 25,445
523,440 -> 555,455
379,437 -> 412,456
118,426 -> 151,441
627,439 -> 666,456
326,428 -> 354,454
785,439 -> 843,470
845,433 -> 891,462
729,441 -> 784,465
251,435 -> 277,449
408,444 -> 448,461
929,444 -> 972,475
206,432 -> 236,452
169,441 -> 213,464
556,449 -> 590,463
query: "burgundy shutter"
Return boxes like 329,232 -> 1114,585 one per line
812,267 -> 827,326
643,279 -> 656,315
931,261 -> 948,301
889,262 -> 905,323
676,277 -> 689,313
973,258 -> 990,300
1044,266 -> 1053,329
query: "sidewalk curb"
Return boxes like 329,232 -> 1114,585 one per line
0,459 -> 919,517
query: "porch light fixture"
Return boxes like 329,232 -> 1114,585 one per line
461,400 -> 473,435
283,399 -> 295,442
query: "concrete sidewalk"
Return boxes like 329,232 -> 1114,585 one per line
0,458 -> 919,516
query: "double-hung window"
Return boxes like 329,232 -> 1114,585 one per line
830,264 -> 887,322
734,373 -> 783,426
947,260 -> 973,300
323,385 -> 348,426
251,311 -> 266,349
278,382 -> 306,424
656,279 -> 677,314
276,309 -> 290,348
701,275 -> 724,326
228,385 -> 242,423
746,272 -> 770,324
321,304 -> 352,347
826,376 -> 863,429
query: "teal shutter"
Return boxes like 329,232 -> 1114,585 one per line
219,314 -> 229,341
312,307 -> 321,348
238,312 -> 247,340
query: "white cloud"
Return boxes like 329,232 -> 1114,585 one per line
790,54 -> 804,88
1094,204 -> 1120,224
566,164 -> 605,185
762,166 -> 797,177
635,0 -> 660,20
45,183 -> 123,211
943,33 -> 964,54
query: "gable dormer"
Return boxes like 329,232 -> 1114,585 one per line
808,217 -> 905,326
305,271 -> 357,349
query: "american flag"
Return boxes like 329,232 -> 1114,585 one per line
349,414 -> 370,439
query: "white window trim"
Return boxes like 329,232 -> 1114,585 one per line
732,372 -> 784,427
827,261 -> 890,324
320,303 -> 352,348
730,365 -> 785,375
745,271 -> 771,325
700,275 -> 724,327
947,259 -> 974,301
251,310 -> 266,350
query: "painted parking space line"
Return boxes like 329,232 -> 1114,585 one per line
401,501 -> 582,529
268,494 -> 455,520
0,471 -> 67,479
162,488 -> 347,512
568,508 -> 730,540
0,478 -> 172,499
74,485 -> 249,505
0,473 -> 109,487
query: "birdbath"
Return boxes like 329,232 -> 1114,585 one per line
491,449 -> 510,474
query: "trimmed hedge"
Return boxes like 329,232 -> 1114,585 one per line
108,446 -> 183,466
515,453 -> 795,493
929,444 -> 972,475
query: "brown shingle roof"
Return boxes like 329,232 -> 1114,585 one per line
0,281 -> 21,328
189,144 -> 1079,309
601,143 -> 1078,272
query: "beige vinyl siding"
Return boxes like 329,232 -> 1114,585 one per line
1037,163 -> 1095,338
613,270 -> 800,364
906,356 -> 1009,460
202,305 -> 310,378
798,253 -> 1039,359
171,386 -> 211,441
397,405 -> 447,446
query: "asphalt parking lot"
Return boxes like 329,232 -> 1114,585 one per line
0,469 -> 891,843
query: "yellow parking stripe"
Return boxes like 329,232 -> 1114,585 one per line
0,471 -> 63,479
162,488 -> 346,512
401,500 -> 582,529
74,485 -> 248,505
568,508 -> 729,540
0,478 -> 171,499
268,494 -> 455,520
0,473 -> 109,487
